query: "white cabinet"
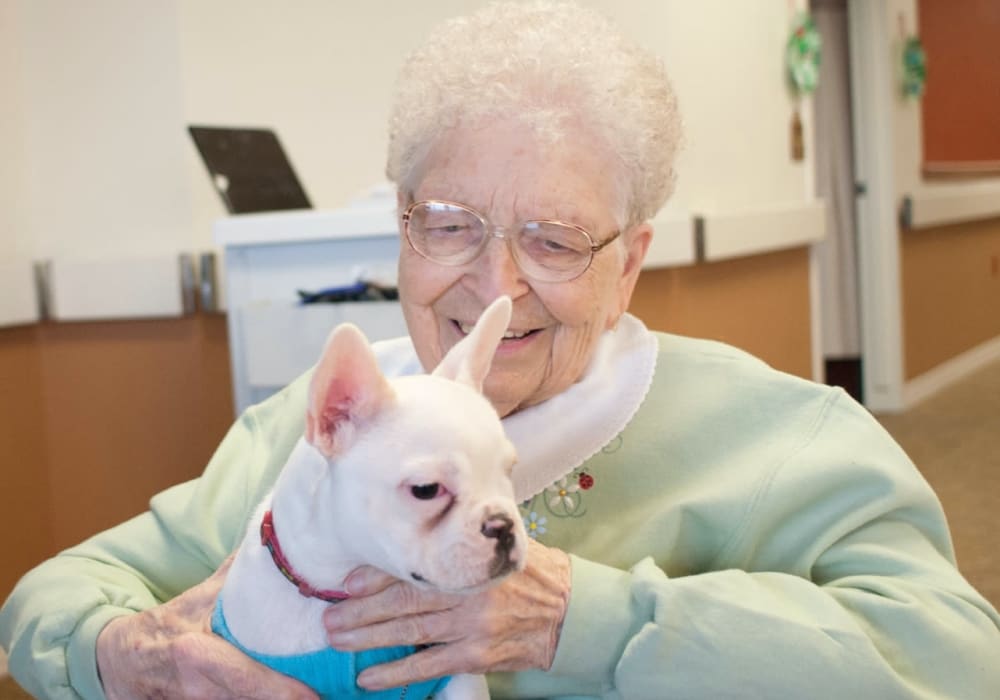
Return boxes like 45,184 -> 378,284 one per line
215,207 -> 408,414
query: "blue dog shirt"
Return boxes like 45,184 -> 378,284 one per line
212,597 -> 449,700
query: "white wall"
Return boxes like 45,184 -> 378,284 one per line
0,1 -> 31,264
3,1 -> 195,262
1,0 -> 815,261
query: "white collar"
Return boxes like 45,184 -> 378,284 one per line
374,313 -> 658,501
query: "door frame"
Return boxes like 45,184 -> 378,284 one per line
847,0 -> 905,413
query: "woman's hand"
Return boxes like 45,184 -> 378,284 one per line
323,538 -> 572,691
96,557 -> 317,700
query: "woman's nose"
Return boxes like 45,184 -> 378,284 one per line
465,233 -> 531,299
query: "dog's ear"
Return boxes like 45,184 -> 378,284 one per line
305,323 -> 395,458
433,295 -> 512,392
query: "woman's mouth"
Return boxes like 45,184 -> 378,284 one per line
456,320 -> 539,341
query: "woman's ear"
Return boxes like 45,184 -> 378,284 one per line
611,222 -> 653,324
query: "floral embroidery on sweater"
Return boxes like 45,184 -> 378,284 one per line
518,434 -> 623,540
519,467 -> 598,540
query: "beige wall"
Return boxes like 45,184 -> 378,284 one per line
1,0 -> 817,260
0,2 -> 30,263
3,1 -> 195,262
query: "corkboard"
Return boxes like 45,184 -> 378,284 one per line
918,0 -> 1000,174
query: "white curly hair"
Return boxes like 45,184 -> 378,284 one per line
385,0 -> 682,227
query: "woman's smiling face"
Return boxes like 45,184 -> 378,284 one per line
397,120 -> 651,417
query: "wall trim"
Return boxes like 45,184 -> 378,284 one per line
48,255 -> 187,321
0,261 -> 39,328
902,182 -> 1000,229
902,334 -> 1000,410
808,247 -> 824,383
697,200 -> 826,262
643,211 -> 695,269
214,207 -> 398,247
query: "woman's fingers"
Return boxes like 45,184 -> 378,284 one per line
328,604 -> 457,650
324,541 -> 571,690
324,577 -> 455,633
355,642 -> 478,691
341,565 -> 400,596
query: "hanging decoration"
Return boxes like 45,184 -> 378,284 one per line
785,10 -> 821,162
786,12 -> 822,97
902,35 -> 927,98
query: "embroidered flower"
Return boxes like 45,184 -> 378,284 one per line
524,511 -> 547,539
520,466 -> 597,523
546,477 -> 580,510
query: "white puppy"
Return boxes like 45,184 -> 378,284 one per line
214,295 -> 526,700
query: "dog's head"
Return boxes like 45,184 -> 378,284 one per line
302,295 -> 527,592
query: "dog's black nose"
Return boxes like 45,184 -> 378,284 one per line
481,513 -> 515,551
483,513 -> 518,579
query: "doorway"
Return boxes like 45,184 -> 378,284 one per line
811,0 -> 863,402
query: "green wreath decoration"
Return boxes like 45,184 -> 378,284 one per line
786,12 -> 822,96
902,36 -> 927,98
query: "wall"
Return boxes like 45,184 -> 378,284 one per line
892,0 -> 1000,198
901,219 -> 1000,379
890,0 -> 1000,379
0,315 -> 234,602
0,2 -> 30,264
0,0 -> 816,259
632,248 -> 814,377
0,326 -> 51,605
4,1 -> 196,262
175,0 -> 814,240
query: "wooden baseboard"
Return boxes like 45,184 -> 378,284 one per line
904,335 -> 1000,409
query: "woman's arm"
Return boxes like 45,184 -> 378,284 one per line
322,391 -> 1000,698
540,391 -> 1000,698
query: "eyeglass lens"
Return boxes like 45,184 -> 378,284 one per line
406,201 -> 594,280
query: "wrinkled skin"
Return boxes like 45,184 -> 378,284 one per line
96,558 -> 317,700
323,538 -> 571,690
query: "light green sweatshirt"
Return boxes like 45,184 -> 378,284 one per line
2,331 -> 999,699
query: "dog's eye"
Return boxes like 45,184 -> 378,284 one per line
410,483 -> 441,500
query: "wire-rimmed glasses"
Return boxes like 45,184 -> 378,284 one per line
401,200 -> 621,283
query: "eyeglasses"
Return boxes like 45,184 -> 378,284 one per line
401,200 -> 621,283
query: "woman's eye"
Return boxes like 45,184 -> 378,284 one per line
410,483 -> 441,500
426,225 -> 468,236
541,238 -> 571,252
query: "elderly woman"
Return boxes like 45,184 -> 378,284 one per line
3,2 -> 999,699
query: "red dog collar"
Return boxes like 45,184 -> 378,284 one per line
260,510 -> 351,603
